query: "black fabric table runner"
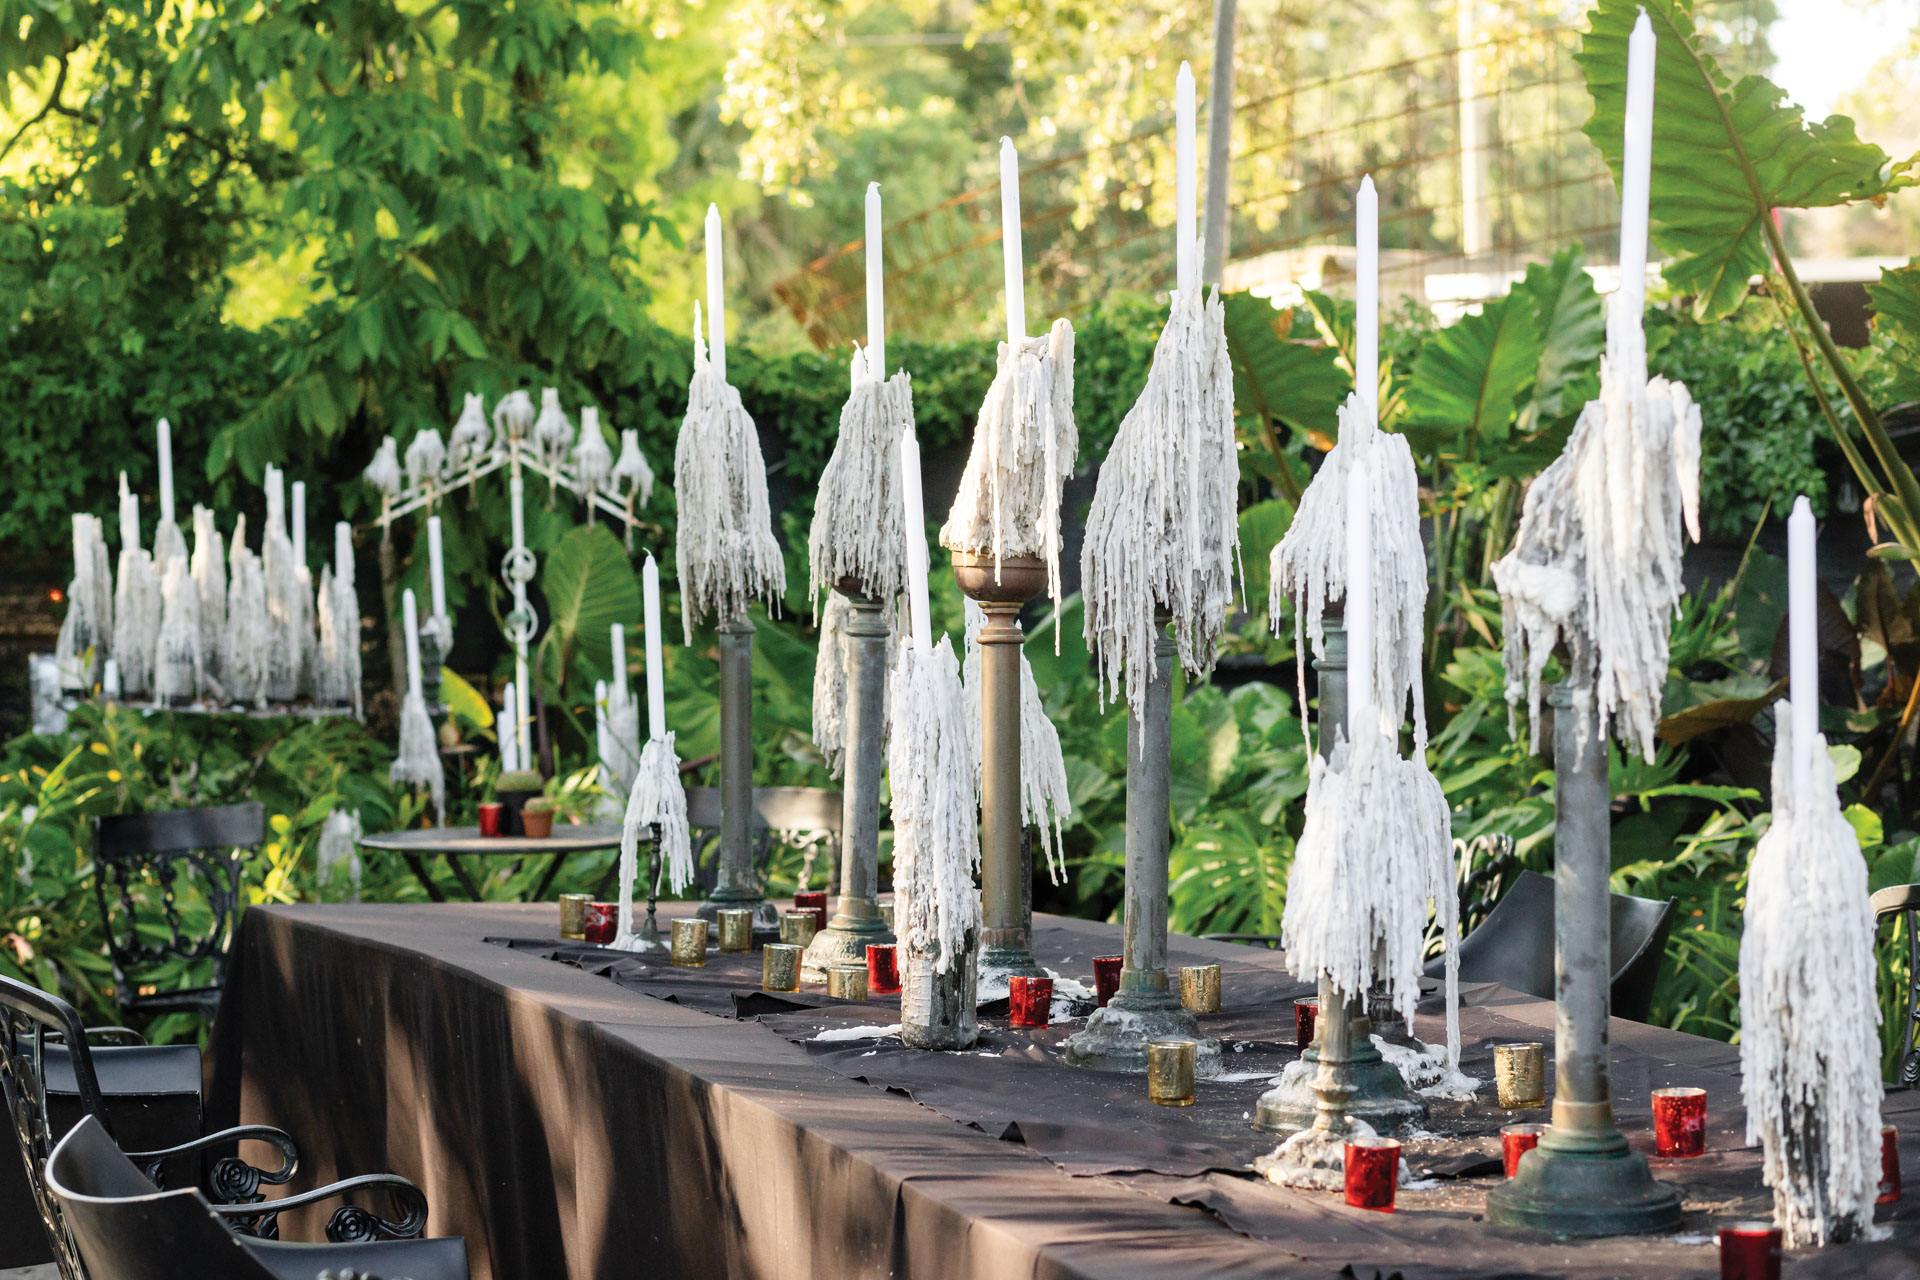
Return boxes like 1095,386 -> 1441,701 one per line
210,903 -> 1920,1279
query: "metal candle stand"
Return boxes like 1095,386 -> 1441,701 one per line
630,823 -> 670,955
954,552 -> 1049,987
802,580 -> 897,982
1484,680 -> 1681,1235
1064,615 -> 1219,1074
696,613 -> 779,938
1255,620 -> 1425,1131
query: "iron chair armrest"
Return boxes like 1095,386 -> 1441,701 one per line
129,1124 -> 299,1200
80,1025 -> 148,1046
211,1173 -> 430,1243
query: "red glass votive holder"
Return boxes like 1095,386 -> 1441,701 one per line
1717,1221 -> 1781,1280
1294,998 -> 1319,1049
1343,1136 -> 1400,1212
866,943 -> 901,996
1653,1086 -> 1707,1157
477,802 -> 504,837
1009,975 -> 1053,1029
1881,1124 -> 1902,1204
794,890 -> 828,933
1093,956 -> 1122,1007
583,901 -> 618,945
1501,1123 -> 1546,1178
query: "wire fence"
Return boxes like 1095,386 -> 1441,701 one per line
771,22 -> 1619,345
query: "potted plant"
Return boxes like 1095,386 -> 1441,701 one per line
496,768 -> 544,837
520,796 -> 557,839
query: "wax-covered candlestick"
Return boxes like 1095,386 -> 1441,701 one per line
427,515 -> 448,627
999,138 -> 1026,345
1788,496 -> 1818,791
899,427 -> 932,651
1345,448 -> 1374,739
402,588 -> 423,695
1355,176 -> 1378,419
866,183 -> 886,380
1176,63 -> 1198,294
1618,12 -> 1656,321
643,555 -> 667,741
157,419 -> 175,524
705,204 -> 727,382
292,481 -> 307,571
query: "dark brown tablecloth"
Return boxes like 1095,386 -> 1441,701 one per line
208,902 -> 1920,1280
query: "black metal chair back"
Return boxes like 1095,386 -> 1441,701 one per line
685,786 -> 843,892
0,974 -> 104,1277
1422,869 -> 1675,1022
1872,884 -> 1920,1087
92,803 -> 264,1022
48,1117 -> 467,1280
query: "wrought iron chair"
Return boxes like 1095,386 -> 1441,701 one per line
92,802 -> 264,1024
47,1116 -> 469,1280
0,973 -> 300,1277
685,786 -> 843,894
1420,869 -> 1675,1023
1871,883 -> 1920,1088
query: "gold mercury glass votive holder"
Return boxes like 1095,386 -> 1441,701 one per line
1495,1041 -> 1546,1109
826,965 -> 869,1001
779,910 -> 818,947
1147,1039 -> 1197,1107
1179,964 -> 1222,1014
716,908 -> 754,954
670,918 -> 709,968
763,943 -> 803,992
557,894 -> 591,941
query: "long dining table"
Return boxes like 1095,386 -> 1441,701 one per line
207,901 -> 1920,1279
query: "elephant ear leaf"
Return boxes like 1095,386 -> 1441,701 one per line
1221,292 -> 1351,445
540,523 -> 640,687
1868,262 -> 1920,404
1577,0 -> 1914,322
1399,290 -> 1540,454
1514,244 -> 1605,435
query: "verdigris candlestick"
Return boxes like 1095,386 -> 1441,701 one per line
1255,619 -> 1425,1131
956,552 -> 1048,987
1485,680 -> 1680,1235
1065,617 -> 1218,1074
803,582 -> 897,982
697,613 -> 777,937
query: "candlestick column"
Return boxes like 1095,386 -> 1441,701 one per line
696,611 -> 777,937
956,555 -> 1048,987
1064,617 -> 1219,1074
1485,680 -> 1681,1235
1253,616 -> 1426,1131
802,581 -> 898,981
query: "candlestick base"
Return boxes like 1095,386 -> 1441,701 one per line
802,898 -> 895,983
695,892 -> 780,940
977,929 -> 1048,1000
1061,987 -> 1220,1075
1483,1125 -> 1682,1237
626,904 -> 671,956
1252,1040 -> 1428,1133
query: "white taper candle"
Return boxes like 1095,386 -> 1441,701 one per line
899,427 -> 932,652
500,680 -> 519,772
643,555 -> 667,740
1355,175 -> 1379,420
1618,12 -> 1656,321
156,418 -> 175,524
1176,62 -> 1198,294
334,522 -> 352,579
1788,496 -> 1818,795
292,481 -> 307,572
402,588 -> 423,696
427,515 -> 448,626
705,203 -> 727,382
509,471 -> 526,552
610,622 -> 628,703
850,344 -> 867,391
866,182 -> 886,380
118,472 -> 139,552
1345,448 -> 1374,741
999,138 -> 1026,346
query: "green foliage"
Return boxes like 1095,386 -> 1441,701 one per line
537,523 -> 642,693
1577,0 -> 1915,322
1868,263 -> 1920,405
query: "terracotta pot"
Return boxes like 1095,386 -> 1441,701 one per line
521,809 -> 555,839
